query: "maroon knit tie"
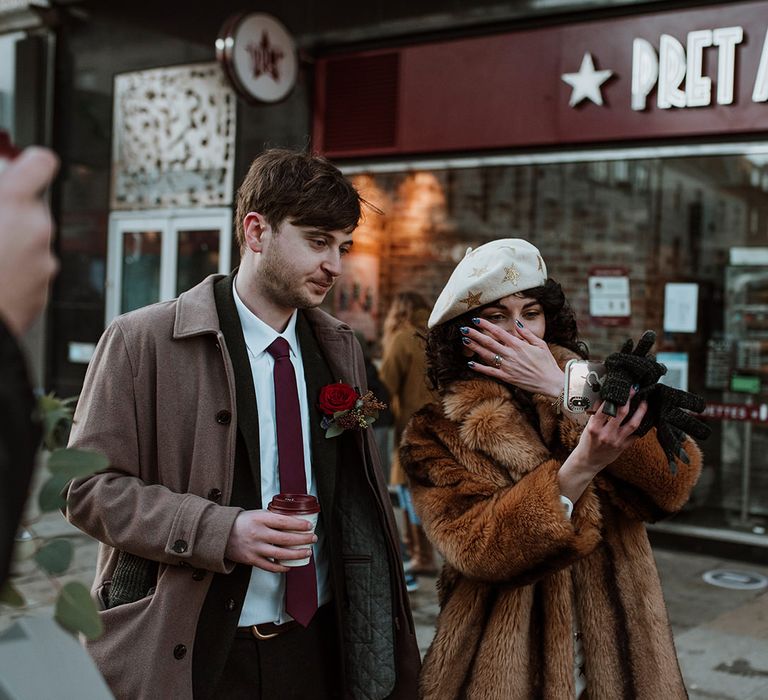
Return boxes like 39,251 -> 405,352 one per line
266,337 -> 317,627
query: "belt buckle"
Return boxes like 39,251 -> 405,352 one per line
250,623 -> 281,640
250,624 -> 280,640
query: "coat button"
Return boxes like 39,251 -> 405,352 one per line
216,410 -> 231,425
207,488 -> 222,502
225,598 -> 236,611
172,539 -> 188,554
192,568 -> 206,581
173,644 -> 187,660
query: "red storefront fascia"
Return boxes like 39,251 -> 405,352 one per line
313,0 -> 768,158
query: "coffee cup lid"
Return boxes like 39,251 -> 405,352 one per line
268,493 -> 320,515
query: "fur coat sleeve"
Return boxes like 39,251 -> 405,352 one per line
401,371 -> 702,587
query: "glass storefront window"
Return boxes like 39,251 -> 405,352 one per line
121,230 -> 161,314
176,228 -> 220,297
104,210 -> 232,324
348,146 -> 768,539
0,31 -> 23,138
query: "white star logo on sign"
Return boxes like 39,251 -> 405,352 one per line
561,52 -> 613,107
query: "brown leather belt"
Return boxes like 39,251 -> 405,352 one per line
238,620 -> 299,640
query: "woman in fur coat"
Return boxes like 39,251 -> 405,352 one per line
400,238 -> 702,700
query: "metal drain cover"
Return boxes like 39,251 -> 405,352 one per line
702,569 -> 768,591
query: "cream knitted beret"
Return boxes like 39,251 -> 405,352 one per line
428,238 -> 547,328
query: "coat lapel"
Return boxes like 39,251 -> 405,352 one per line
297,312 -> 338,515
213,274 -> 262,506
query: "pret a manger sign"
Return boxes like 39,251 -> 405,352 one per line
315,0 -> 768,158
631,26 -> 768,110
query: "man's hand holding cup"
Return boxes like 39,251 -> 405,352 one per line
225,494 -> 320,573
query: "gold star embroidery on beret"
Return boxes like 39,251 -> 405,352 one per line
458,290 -> 483,308
537,256 -> 544,272
504,265 -> 521,285
468,266 -> 488,278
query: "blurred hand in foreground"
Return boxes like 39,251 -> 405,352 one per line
0,147 -> 59,336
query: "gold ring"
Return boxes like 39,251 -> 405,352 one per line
493,354 -> 503,369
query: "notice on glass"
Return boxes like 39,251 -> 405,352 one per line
656,352 -> 689,392
588,276 -> 630,317
663,283 -> 698,333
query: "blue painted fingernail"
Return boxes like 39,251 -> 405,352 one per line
459,326 -> 470,335
467,361 -> 476,368
462,337 -> 472,345
516,320 -> 524,328
632,384 -> 640,391
471,317 -> 481,325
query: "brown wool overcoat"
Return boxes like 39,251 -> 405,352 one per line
401,346 -> 702,700
65,275 -> 420,699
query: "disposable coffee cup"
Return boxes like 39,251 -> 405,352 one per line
267,493 -> 320,567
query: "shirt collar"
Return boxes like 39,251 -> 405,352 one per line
232,276 -> 299,358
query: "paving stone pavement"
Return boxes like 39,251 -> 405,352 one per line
3,509 -> 768,700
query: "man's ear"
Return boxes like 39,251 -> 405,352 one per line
243,212 -> 270,252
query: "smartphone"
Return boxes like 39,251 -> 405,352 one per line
563,359 -> 607,414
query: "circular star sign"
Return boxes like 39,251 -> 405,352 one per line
216,13 -> 298,104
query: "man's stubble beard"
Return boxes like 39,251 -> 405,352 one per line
259,255 -> 332,310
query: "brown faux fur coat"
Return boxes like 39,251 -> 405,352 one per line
400,347 -> 702,700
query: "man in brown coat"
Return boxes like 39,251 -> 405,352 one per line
65,149 -> 420,699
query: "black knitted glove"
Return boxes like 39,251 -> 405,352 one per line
638,384 -> 712,474
600,330 -> 711,473
600,330 -> 667,416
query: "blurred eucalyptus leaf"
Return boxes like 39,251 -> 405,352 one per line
48,448 -> 109,480
0,581 -> 25,608
37,393 -> 77,451
38,449 -> 109,513
55,581 -> 102,641
34,539 -> 74,576
37,471 -> 71,513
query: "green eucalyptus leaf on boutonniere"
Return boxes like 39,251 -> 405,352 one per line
325,423 -> 345,439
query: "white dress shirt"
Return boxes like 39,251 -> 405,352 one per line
233,279 -> 331,625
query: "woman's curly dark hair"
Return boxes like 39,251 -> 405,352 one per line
425,278 -> 588,394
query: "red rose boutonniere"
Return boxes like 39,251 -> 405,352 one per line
319,381 -> 387,438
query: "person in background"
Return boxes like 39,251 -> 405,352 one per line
400,238 -> 705,699
65,149 -> 420,699
379,291 -> 438,578
0,146 -> 59,586
353,330 -> 395,477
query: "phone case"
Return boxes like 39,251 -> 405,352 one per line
563,359 -> 607,413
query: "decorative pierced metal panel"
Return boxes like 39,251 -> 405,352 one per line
111,63 -> 236,210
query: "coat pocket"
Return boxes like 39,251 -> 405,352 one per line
342,555 -> 372,644
104,551 -> 158,609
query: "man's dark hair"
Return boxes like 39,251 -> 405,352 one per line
425,278 -> 588,394
235,149 -> 362,248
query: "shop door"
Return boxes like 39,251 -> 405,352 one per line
105,208 -> 232,323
